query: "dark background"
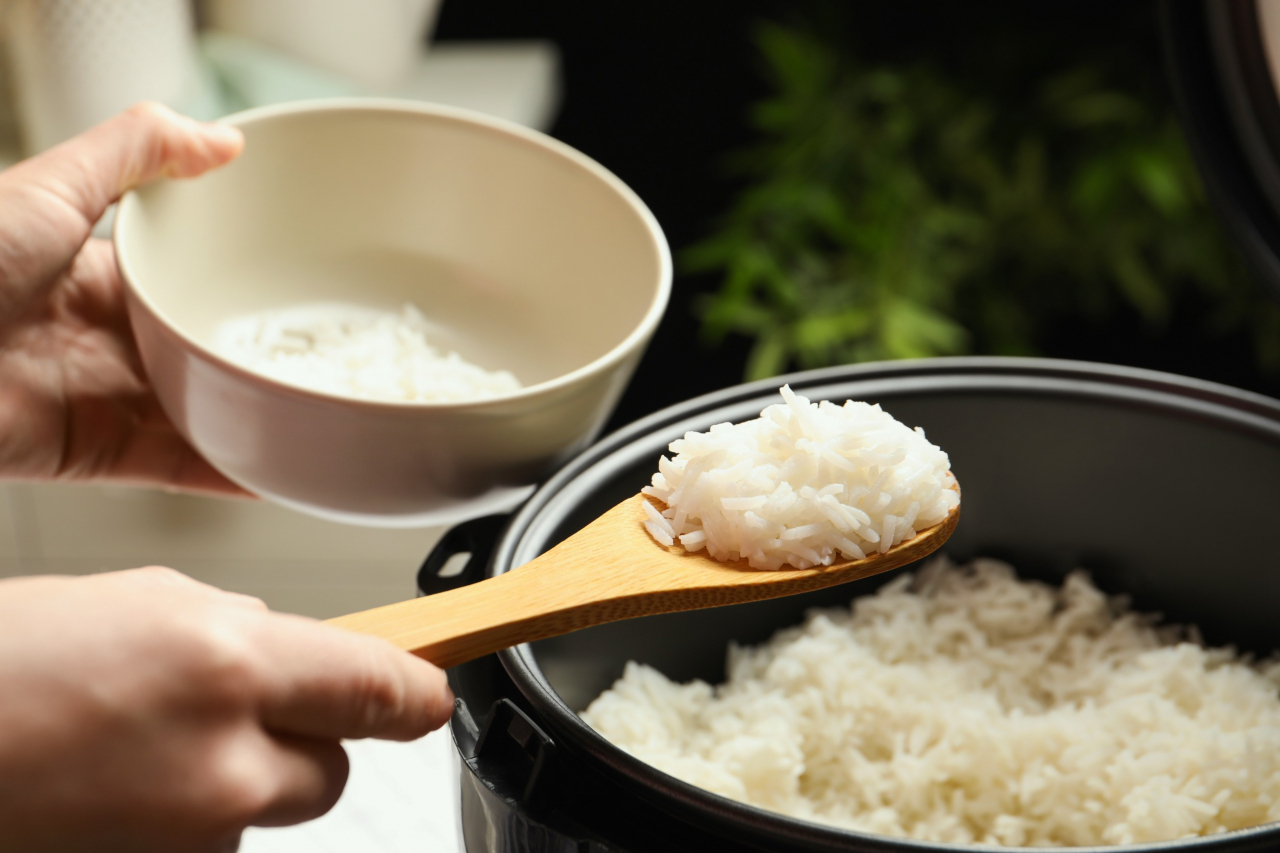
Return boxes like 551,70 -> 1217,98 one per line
434,1 -> 1280,430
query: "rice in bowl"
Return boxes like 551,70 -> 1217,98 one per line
214,302 -> 521,403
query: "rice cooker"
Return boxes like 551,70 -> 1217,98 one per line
422,357 -> 1280,853
415,3 -> 1280,848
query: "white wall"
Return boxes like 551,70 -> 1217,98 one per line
0,483 -> 443,618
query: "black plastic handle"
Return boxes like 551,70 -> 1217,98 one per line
474,698 -> 558,806
456,697 -> 620,849
416,513 -> 511,597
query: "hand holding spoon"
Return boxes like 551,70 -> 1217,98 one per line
327,486 -> 960,669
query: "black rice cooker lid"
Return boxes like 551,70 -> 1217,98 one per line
1164,0 -> 1280,299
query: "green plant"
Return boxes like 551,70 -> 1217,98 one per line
692,23 -> 1280,380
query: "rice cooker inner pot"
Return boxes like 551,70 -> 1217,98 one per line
431,358 -> 1280,853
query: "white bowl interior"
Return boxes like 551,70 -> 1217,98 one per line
118,104 -> 666,393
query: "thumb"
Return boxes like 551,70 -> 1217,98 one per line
0,103 -> 243,314
10,101 -> 244,230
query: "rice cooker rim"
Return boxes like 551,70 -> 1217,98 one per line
487,356 -> 1280,853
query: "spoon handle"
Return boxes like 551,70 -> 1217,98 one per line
325,568 -> 572,669
325,493 -> 959,668
325,498 -> 643,668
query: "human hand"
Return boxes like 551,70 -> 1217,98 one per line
0,103 -> 246,494
0,567 -> 453,852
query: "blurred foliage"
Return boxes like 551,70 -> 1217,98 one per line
692,23 -> 1280,380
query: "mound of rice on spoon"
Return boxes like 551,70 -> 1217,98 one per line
642,386 -> 959,570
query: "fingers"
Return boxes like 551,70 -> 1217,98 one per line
254,615 -> 454,742
202,729 -> 347,836
0,104 -> 242,332
103,417 -> 258,497
10,102 -> 243,231
104,572 -> 453,741
37,237 -> 255,498
249,736 -> 349,828
98,566 -> 267,611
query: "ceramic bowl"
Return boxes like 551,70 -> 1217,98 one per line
114,100 -> 671,526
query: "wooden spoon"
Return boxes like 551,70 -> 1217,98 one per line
328,488 -> 960,669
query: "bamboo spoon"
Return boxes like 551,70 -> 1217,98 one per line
328,488 -> 960,669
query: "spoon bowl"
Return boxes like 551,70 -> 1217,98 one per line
328,485 -> 960,668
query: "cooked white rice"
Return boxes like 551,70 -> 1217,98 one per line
582,558 -> 1280,847
214,303 -> 521,403
641,386 -> 958,569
